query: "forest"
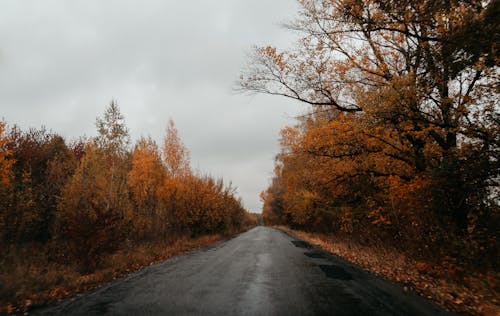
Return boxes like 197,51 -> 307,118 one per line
0,0 -> 498,314
240,0 -> 498,310
0,102 -> 255,312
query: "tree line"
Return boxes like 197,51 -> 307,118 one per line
241,0 -> 498,269
0,102 -> 254,272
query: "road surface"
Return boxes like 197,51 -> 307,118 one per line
34,226 -> 453,315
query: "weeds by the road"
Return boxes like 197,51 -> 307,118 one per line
276,226 -> 499,316
0,231 -> 244,315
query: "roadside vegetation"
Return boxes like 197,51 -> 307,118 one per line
0,103 -> 256,314
240,1 -> 499,315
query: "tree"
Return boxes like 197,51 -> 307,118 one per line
56,143 -> 126,272
54,102 -> 132,271
0,121 -> 15,242
95,100 -> 130,156
95,101 -> 131,218
1,126 -> 76,243
240,0 -> 498,171
163,119 -> 190,177
128,136 -> 165,238
241,0 -> 499,237
0,121 -> 14,187
159,119 -> 191,233
260,170 -> 285,226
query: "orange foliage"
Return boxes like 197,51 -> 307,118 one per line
250,0 -> 498,272
56,143 -> 127,272
0,121 -> 14,187
0,121 -> 14,236
163,119 -> 190,177
1,102 -> 254,277
128,137 -> 165,238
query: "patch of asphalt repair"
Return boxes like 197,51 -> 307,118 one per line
303,251 -> 326,259
291,240 -> 312,249
33,226 -> 457,316
318,264 -> 353,281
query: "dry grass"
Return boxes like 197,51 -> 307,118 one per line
0,232 -> 237,315
276,226 -> 499,316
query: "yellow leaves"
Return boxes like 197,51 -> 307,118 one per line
279,125 -> 301,150
119,118 -> 250,236
366,197 -> 392,226
259,46 -> 277,57
128,137 -> 164,211
163,119 -> 190,177
46,287 -> 70,300
164,174 -> 242,234
258,46 -> 288,71
57,142 -> 122,227
368,208 -> 392,226
301,189 -> 317,202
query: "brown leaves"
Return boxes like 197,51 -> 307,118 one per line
279,226 -> 500,315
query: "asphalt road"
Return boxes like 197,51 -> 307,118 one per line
34,226 -> 454,315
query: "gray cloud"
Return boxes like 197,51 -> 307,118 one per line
0,0 -> 303,212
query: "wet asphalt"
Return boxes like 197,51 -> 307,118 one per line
33,226 -> 455,315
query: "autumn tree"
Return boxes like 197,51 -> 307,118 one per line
154,118 -> 251,235
40,135 -> 76,241
260,169 -> 285,226
240,0 -> 498,183
95,100 -> 131,218
1,108 -> 253,280
163,119 -> 190,177
0,121 -> 13,187
0,121 -> 15,241
128,136 -> 166,238
56,143 -> 126,272
243,0 -> 499,266
172,174 -> 247,236
159,119 -> 191,233
55,102 -> 132,271
0,126 -> 76,244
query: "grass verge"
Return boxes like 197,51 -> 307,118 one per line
275,225 -> 499,316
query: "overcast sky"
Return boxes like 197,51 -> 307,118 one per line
0,1 -> 305,213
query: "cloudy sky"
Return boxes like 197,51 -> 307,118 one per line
0,1 -> 305,213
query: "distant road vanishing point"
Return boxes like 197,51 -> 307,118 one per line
34,226 -> 455,316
